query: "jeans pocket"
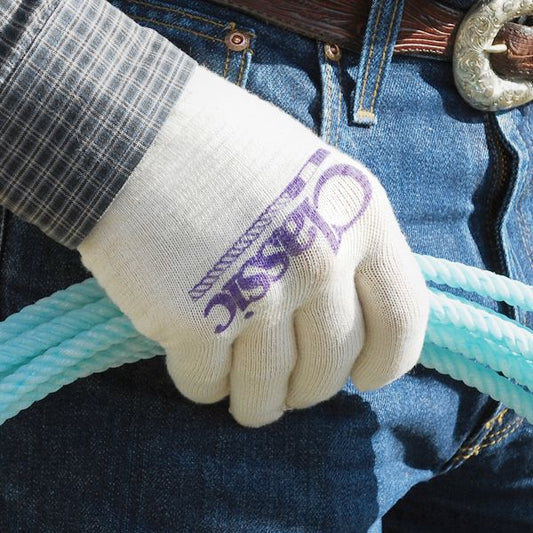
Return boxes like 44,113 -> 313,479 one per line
109,0 -> 256,87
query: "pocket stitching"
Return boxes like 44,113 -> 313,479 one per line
120,1 -> 256,86
129,14 -> 226,44
236,48 -> 247,85
223,45 -> 231,78
451,408 -> 524,464
125,0 -> 227,28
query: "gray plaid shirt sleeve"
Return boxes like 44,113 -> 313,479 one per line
0,0 -> 197,248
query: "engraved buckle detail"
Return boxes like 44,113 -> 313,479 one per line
453,0 -> 533,111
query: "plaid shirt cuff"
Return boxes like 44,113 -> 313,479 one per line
0,0 -> 197,248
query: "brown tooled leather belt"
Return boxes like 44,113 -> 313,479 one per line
209,0 -> 533,80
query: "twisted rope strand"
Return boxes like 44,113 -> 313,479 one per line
427,322 -> 533,392
0,337 -> 160,426
0,298 -> 121,373
0,316 -> 138,400
0,278 -> 102,343
428,290 -> 533,359
416,254 -> 533,310
420,343 -> 532,422
0,256 -> 532,425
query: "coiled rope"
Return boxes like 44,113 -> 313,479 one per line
0,254 -> 532,426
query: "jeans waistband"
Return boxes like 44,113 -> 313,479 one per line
208,0 -> 464,58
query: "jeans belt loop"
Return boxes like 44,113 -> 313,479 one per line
207,0 -> 533,112
347,0 -> 406,126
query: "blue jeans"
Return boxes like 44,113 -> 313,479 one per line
0,0 -> 531,531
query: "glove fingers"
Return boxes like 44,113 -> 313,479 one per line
230,316 -> 296,427
286,278 -> 364,409
350,241 -> 429,391
165,336 -> 232,404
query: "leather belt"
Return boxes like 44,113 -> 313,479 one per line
209,0 -> 533,81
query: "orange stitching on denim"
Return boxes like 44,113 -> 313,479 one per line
130,14 -> 224,43
483,407 -> 509,431
126,0 -> 227,28
485,416 -> 524,440
356,0 -> 385,114
453,418 -> 523,462
453,410 -> 512,461
369,0 -> 400,113
222,22 -> 236,79
454,422 -> 521,460
459,412 -> 514,452
236,50 -> 246,86
224,22 -> 254,82
223,47 -> 231,79
324,62 -> 334,143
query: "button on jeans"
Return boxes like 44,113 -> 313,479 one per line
0,0 -> 531,531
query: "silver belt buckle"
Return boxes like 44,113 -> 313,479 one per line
453,0 -> 533,111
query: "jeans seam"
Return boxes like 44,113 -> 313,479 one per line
129,14 -> 227,43
125,0 -> 228,28
484,418 -> 522,440
324,61 -> 334,143
451,417 -> 524,462
368,0 -> 401,113
323,51 -> 343,146
448,406 -> 526,466
439,403 -> 505,472
236,48 -> 247,86
356,0 -> 385,116
223,43 -> 231,78
333,64 -> 343,147
481,406 -> 508,429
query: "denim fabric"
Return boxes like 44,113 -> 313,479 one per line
0,0 -> 531,531
349,0 -> 405,125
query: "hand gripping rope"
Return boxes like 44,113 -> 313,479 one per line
0,254 -> 532,426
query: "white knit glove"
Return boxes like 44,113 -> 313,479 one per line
78,65 -> 429,427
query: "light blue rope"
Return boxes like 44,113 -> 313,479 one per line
0,297 -> 121,374
415,254 -> 533,310
426,322 -> 533,392
427,289 -> 533,360
0,337 -> 159,425
0,254 -> 532,426
0,278 -> 103,342
420,343 -> 533,423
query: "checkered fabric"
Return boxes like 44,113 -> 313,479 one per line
0,0 -> 197,248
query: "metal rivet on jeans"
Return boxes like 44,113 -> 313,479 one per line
324,43 -> 342,61
225,30 -> 250,52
